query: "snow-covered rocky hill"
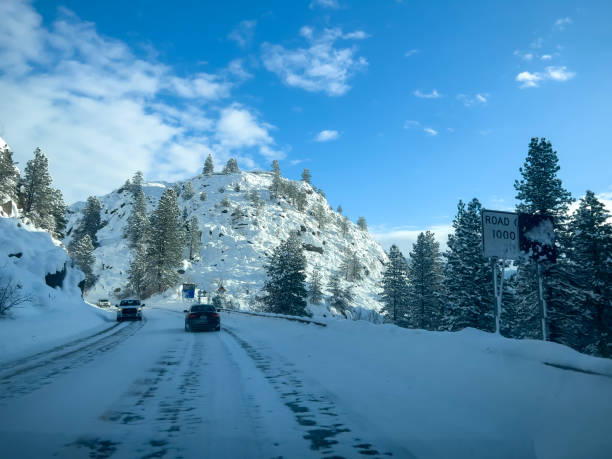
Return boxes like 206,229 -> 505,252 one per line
65,171 -> 388,316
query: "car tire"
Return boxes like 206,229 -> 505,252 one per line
216,325 -> 221,331
117,317 -> 121,322
138,317 -> 142,321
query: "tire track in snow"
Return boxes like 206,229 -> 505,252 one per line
223,325 -> 397,459
0,320 -> 145,402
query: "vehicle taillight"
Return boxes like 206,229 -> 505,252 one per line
188,313 -> 199,319
210,313 -> 220,318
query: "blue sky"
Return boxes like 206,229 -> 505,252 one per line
1,0 -> 611,253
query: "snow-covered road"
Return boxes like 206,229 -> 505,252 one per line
1,308 -> 611,459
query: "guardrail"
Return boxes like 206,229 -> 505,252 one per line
218,308 -> 327,327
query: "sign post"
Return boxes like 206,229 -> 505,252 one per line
482,210 -> 519,335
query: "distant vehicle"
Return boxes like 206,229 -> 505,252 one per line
184,304 -> 220,332
116,299 -> 144,322
97,299 -> 111,307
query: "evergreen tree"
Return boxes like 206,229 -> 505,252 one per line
128,243 -> 149,298
301,168 -> 311,184
270,161 -> 283,199
183,182 -> 195,200
567,191 -> 612,356
443,199 -> 494,332
336,205 -> 343,215
341,249 -> 363,282
69,234 -> 96,290
308,269 -> 324,305
223,158 -> 239,174
0,145 -> 19,201
314,204 -> 328,229
328,273 -> 353,317
262,234 -> 308,316
271,159 -> 280,175
514,137 -> 574,343
131,171 -> 144,197
380,245 -> 410,324
146,189 -> 185,294
186,216 -> 202,260
338,216 -> 349,238
357,216 -> 367,231
49,189 -> 67,239
75,196 -> 102,246
407,231 -> 444,330
19,148 -> 64,235
125,189 -> 149,247
203,154 -> 214,175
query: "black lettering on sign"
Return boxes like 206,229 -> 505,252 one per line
492,230 -> 517,240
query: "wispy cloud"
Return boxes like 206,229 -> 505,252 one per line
457,93 -> 488,107
404,49 -> 419,57
404,120 -> 438,136
540,54 -> 553,60
554,17 -> 572,30
315,130 -> 339,142
309,0 -> 340,9
0,0 -> 282,202
413,89 -> 441,99
516,66 -> 575,88
261,26 -> 368,96
228,19 -> 257,48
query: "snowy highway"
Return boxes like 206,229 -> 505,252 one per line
1,307 -> 612,459
0,309 -> 398,458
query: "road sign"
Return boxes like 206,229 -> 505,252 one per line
481,210 -> 520,259
518,214 -> 557,263
182,283 -> 196,299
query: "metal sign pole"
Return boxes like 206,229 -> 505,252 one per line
537,262 -> 547,341
491,258 -> 505,335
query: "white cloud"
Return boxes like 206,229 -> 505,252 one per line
516,66 -> 575,88
261,26 -> 368,96
0,0 -> 281,203
309,0 -> 340,9
554,17 -> 572,30
315,130 -> 339,142
371,224 -> 453,255
404,49 -> 419,57
457,93 -> 488,106
228,20 -> 257,48
541,54 -> 553,60
403,120 -> 438,136
413,89 -> 441,99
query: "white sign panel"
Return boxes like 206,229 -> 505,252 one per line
482,210 -> 520,259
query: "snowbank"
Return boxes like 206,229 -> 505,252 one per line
0,217 -> 114,361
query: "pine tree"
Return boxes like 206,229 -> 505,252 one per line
566,191 -> 612,356
514,137 -> 574,343
146,189 -> 185,294
0,145 -> 19,201
69,234 -> 96,290
271,160 -> 280,175
75,196 -> 102,246
357,216 -> 367,231
270,161 -> 283,199
186,216 -> 202,260
328,273 -> 353,317
131,171 -> 144,197
301,168 -> 311,184
308,269 -> 324,305
341,249 -> 363,282
19,148 -> 64,235
380,245 -> 410,325
262,234 -> 308,316
314,204 -> 328,229
443,199 -> 494,332
183,182 -> 195,200
338,216 -> 349,238
407,231 -> 444,330
128,243 -> 149,298
49,189 -> 67,239
125,189 -> 149,247
203,154 -> 214,175
336,205 -> 343,215
223,158 -> 239,174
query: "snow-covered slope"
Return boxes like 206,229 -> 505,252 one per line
65,171 -> 388,314
0,217 -> 113,360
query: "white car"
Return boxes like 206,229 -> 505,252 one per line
97,299 -> 111,307
116,299 -> 144,322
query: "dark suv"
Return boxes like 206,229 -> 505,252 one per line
184,304 -> 220,332
116,299 -> 144,321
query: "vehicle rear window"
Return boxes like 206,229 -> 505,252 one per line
191,304 -> 215,312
